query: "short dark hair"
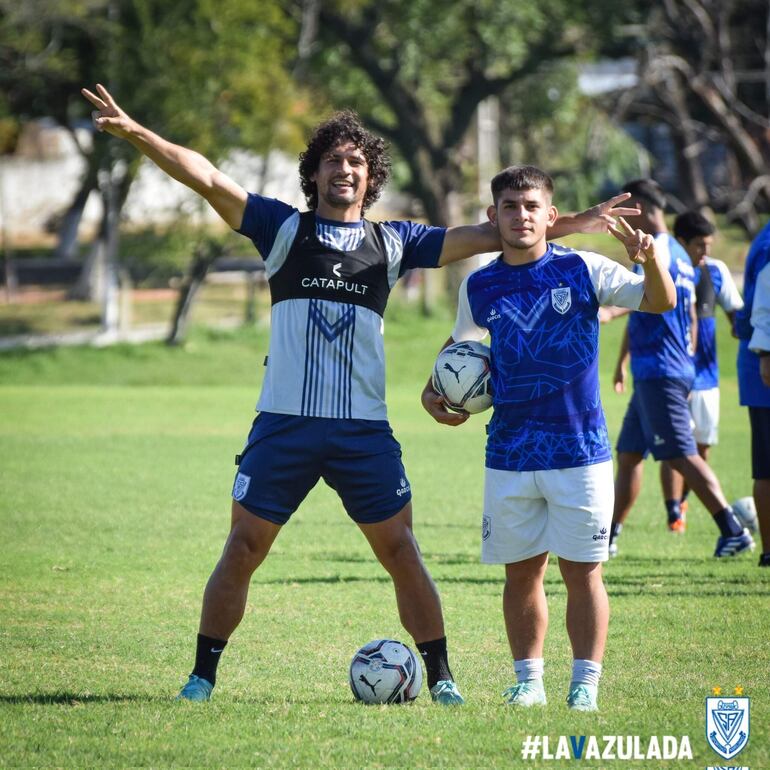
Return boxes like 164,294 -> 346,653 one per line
673,210 -> 715,242
491,165 -> 554,205
622,178 -> 666,211
298,110 -> 390,212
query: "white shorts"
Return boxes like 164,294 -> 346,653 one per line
481,460 -> 614,564
689,387 -> 720,446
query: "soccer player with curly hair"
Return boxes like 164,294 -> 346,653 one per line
82,82 -> 637,704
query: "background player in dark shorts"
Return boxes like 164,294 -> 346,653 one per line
605,180 -> 754,559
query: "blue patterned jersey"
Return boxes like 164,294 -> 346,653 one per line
236,194 -> 446,420
453,244 -> 644,471
627,234 -> 696,381
692,257 -> 743,390
736,221 -> 770,407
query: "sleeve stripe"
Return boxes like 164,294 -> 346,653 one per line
264,212 -> 301,279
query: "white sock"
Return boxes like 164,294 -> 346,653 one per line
514,658 -> 544,683
571,658 -> 602,688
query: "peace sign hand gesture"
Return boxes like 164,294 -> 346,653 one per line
608,217 -> 656,265
81,83 -> 134,139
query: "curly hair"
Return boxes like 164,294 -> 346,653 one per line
298,110 -> 390,212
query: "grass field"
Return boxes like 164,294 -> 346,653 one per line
1,302 -> 768,768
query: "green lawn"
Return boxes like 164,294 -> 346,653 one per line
1,305 -> 768,768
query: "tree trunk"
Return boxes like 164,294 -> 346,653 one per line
54,150 -> 101,261
653,73 -> 710,209
166,239 -> 226,345
68,165 -> 134,302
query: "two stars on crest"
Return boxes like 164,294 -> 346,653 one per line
712,686 -> 744,696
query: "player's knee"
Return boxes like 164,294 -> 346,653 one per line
559,559 -> 603,587
222,528 -> 269,573
376,531 -> 421,574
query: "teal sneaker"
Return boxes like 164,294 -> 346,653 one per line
502,680 -> 547,707
176,674 -> 213,702
429,680 -> 464,705
566,683 -> 598,711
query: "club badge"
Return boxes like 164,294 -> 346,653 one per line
551,287 -> 572,315
706,696 -> 749,761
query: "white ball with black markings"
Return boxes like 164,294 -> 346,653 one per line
349,639 -> 422,704
732,496 -> 758,533
432,340 -> 493,414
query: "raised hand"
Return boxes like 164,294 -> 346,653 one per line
608,216 -> 656,264
576,193 -> 641,234
81,83 -> 134,139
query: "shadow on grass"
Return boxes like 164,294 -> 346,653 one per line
0,693 -> 149,705
0,320 -> 34,336
307,552 -> 480,565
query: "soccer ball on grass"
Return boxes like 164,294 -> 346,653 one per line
731,496 -> 758,533
432,340 -> 492,414
349,639 -> 423,704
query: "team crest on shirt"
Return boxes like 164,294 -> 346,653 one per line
551,287 -> 572,314
232,472 -> 251,501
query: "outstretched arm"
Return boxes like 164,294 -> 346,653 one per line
437,194 -> 641,266
82,83 -> 247,229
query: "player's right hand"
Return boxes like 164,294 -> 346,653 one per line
81,83 -> 134,139
421,387 -> 469,426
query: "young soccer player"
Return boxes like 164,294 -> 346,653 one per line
81,84 -> 636,704
606,181 -> 754,558
659,211 -> 744,531
422,166 -> 675,711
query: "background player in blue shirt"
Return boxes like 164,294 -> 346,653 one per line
606,180 -> 754,558
736,221 -> 770,566
422,166 -> 675,712
81,84 -> 637,704
658,212 -> 743,531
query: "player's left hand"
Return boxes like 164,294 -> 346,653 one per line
575,193 -> 641,234
608,217 -> 655,264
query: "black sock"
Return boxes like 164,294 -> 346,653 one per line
665,499 -> 682,523
713,507 -> 743,537
609,522 -> 623,543
416,637 -> 452,690
191,633 -> 228,686
681,490 -> 690,503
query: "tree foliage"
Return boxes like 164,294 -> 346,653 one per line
609,0 -> 770,230
297,0 -> 640,224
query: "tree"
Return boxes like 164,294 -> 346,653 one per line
612,0 -> 770,231
289,0 -> 640,306
1,0 -> 309,300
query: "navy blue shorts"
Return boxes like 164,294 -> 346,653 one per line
749,406 -> 770,480
231,412 -> 412,525
616,377 -> 697,461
